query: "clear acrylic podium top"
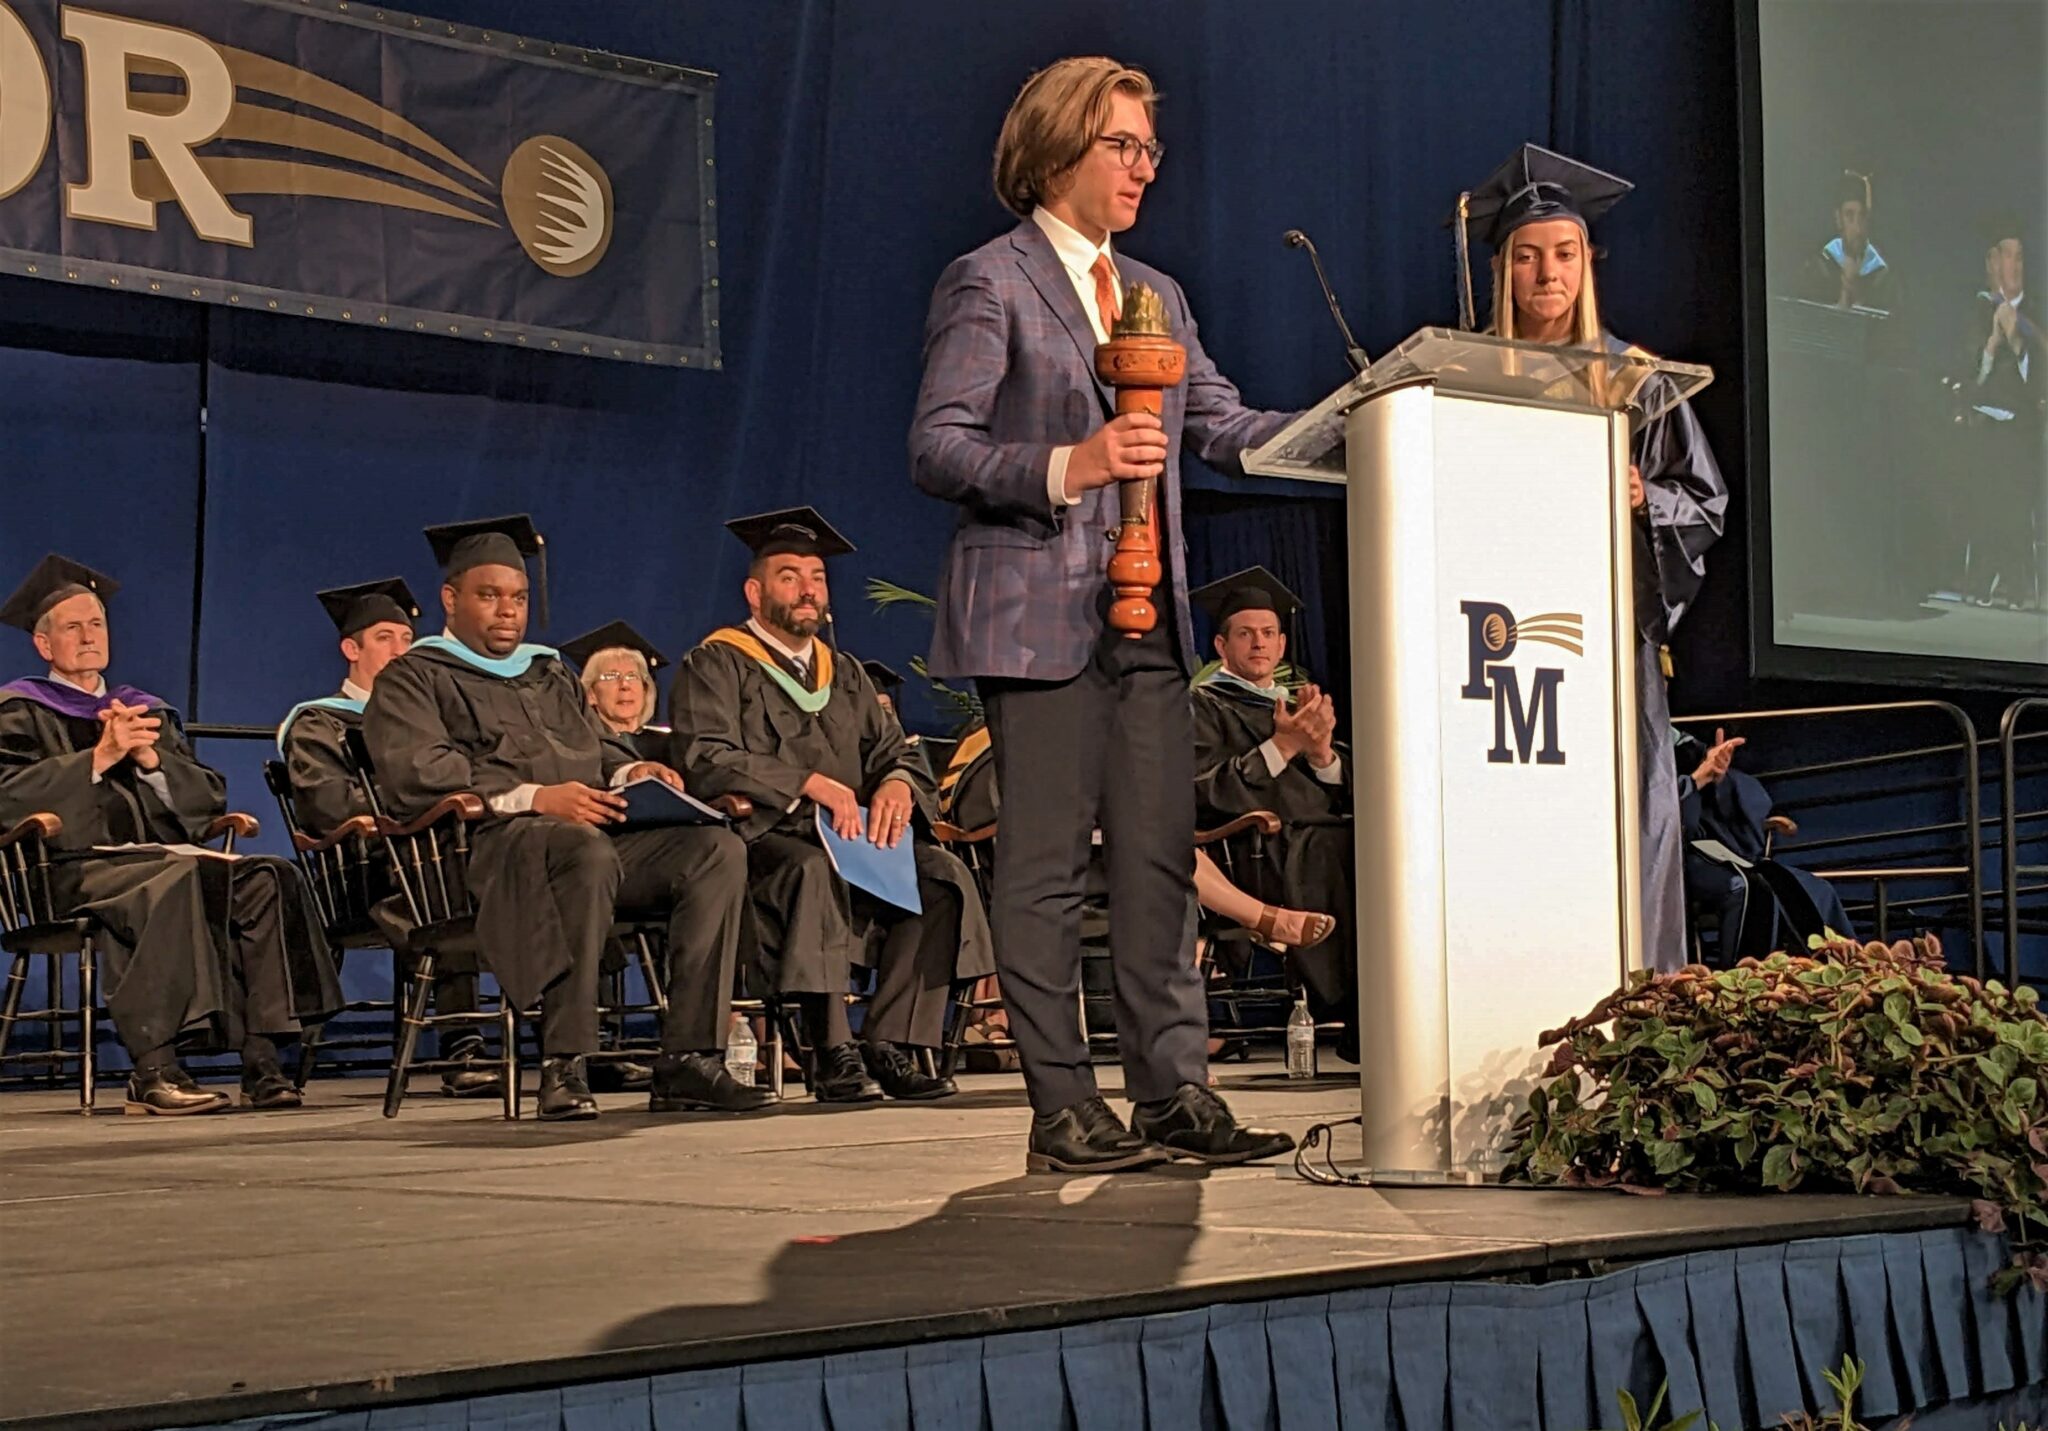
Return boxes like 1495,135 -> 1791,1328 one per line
1241,327 -> 1714,483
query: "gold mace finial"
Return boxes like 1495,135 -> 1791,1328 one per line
1112,282 -> 1171,339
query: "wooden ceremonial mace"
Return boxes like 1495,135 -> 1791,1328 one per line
1094,283 -> 1186,640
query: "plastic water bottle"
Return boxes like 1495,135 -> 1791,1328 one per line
726,1018 -> 758,1087
1286,996 -> 1317,1080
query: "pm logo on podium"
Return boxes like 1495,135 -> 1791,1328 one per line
1458,601 -> 1584,767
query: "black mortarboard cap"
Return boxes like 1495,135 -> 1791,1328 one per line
1835,169 -> 1872,210
422,513 -> 548,629
724,506 -> 856,560
1982,209 -> 2027,250
0,554 -> 119,633
861,659 -> 903,693
317,577 -> 419,639
1458,143 -> 1633,248
1190,566 -> 1302,627
559,619 -> 668,673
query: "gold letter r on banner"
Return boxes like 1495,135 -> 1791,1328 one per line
63,5 -> 252,245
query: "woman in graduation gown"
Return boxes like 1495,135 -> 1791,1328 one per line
1458,144 -> 1729,972
562,620 -> 676,765
0,557 -> 340,1113
670,509 -> 995,1103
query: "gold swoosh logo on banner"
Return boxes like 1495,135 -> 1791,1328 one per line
132,157 -> 495,227
129,93 -> 494,211
1510,612 -> 1585,658
134,46 -> 490,184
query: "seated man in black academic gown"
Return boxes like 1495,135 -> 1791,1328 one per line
1677,727 -> 1855,960
1802,170 -> 1896,312
0,555 -> 341,1113
563,620 -> 673,765
1188,568 -> 1358,1056
278,578 -> 499,1098
1953,214 -> 2043,608
670,508 -> 996,1103
364,515 -> 768,1120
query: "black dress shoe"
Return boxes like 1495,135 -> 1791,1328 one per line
649,1052 -> 776,1113
537,1055 -> 599,1121
861,1041 -> 957,1101
1131,1084 -> 1295,1165
1026,1095 -> 1172,1174
439,1037 -> 506,1099
124,1066 -> 230,1117
587,1057 -> 654,1093
240,1059 -> 303,1110
809,1040 -> 883,1103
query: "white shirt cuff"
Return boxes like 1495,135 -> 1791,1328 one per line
1048,446 -> 1082,508
489,783 -> 540,816
1310,754 -> 1343,784
608,766 -> 637,790
1258,739 -> 1287,779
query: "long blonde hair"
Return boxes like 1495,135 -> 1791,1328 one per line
993,57 -> 1157,219
1489,243 -> 1604,347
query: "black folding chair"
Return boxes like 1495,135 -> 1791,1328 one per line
263,761 -> 404,1089
0,810 -> 255,1112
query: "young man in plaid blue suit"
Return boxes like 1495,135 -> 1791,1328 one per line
909,56 -> 1300,1172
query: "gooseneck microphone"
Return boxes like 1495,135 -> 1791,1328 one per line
1282,229 -> 1369,376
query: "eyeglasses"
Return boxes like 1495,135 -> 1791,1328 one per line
1097,134 -> 1164,171
593,671 -> 646,687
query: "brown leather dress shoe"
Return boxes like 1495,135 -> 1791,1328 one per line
125,1066 -> 231,1116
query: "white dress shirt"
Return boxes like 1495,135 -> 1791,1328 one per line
1032,206 -> 1122,509
55,669 -> 175,805
341,678 -> 372,703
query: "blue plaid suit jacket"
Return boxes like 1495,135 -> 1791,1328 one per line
909,218 -> 1294,683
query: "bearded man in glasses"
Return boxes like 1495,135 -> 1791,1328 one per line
908,56 -> 1302,1173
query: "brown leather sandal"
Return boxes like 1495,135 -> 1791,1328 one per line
1251,904 -> 1337,953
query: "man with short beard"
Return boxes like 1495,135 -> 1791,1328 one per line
364,515 -> 766,1120
668,509 -> 994,1104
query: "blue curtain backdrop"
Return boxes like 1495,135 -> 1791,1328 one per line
0,0 -> 1749,813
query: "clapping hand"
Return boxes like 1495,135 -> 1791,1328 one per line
93,700 -> 161,776
1274,684 -> 1338,766
1690,727 -> 1745,788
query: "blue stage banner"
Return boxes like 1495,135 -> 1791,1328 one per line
0,0 -> 720,366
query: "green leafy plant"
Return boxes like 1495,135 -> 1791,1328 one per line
863,578 -> 983,728
1610,1360 -> 2042,1428
1610,1380 -> 1706,1430
1507,935 -> 2048,1293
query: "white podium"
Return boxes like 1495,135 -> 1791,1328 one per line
1243,329 -> 1713,1179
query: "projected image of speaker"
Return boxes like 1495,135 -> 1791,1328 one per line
1745,0 -> 2047,684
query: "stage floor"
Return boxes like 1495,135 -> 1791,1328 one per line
0,1057 -> 1972,1429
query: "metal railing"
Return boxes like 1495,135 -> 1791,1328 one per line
2002,701 -> 2048,983
1672,701 -> 1986,977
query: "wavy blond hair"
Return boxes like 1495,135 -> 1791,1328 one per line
993,57 -> 1156,219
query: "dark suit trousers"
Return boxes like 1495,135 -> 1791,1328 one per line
522,822 -> 747,1057
981,624 -> 1207,1114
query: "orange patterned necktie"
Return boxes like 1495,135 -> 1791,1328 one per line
1090,253 -> 1120,338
